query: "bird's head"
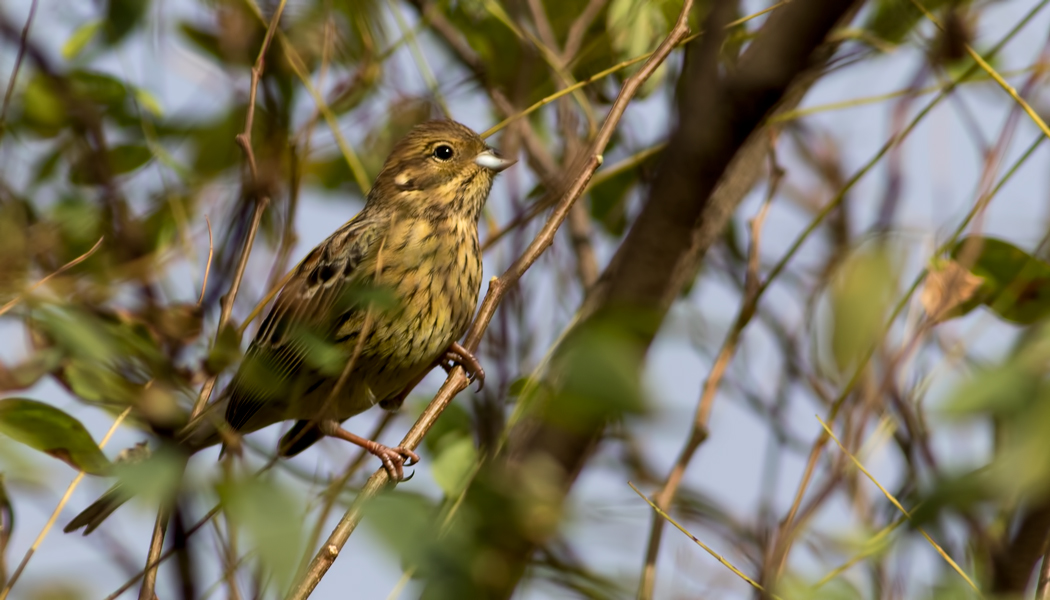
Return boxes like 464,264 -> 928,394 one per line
368,120 -> 515,222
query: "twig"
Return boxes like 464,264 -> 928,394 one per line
284,0 -> 696,596
637,148 -> 781,599
0,0 -> 36,141
0,236 -> 104,318
817,416 -> 982,594
629,482 -> 782,600
198,217 -> 214,307
0,407 -> 131,600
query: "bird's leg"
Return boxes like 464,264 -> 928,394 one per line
439,341 -> 485,391
318,420 -> 419,481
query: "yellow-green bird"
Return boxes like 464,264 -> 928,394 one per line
65,120 -> 514,534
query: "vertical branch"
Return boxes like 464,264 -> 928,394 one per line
137,3 -> 287,599
637,146 -> 782,599
0,0 -> 37,141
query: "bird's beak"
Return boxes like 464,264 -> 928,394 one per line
475,148 -> 516,172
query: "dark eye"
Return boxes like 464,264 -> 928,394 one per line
432,144 -> 454,161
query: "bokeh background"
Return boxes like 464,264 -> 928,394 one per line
2,0 -> 1050,598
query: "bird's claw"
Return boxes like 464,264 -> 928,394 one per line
441,342 -> 485,391
371,444 -> 421,482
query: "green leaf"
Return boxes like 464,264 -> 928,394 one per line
951,236 -> 1050,324
827,247 -> 897,374
70,145 -> 152,185
0,398 -> 112,475
218,477 -> 304,590
864,0 -> 954,46
133,88 -> 163,117
105,0 -> 151,45
606,0 -> 668,96
431,435 -> 477,496
21,75 -> 68,135
0,349 -> 64,392
62,20 -> 103,59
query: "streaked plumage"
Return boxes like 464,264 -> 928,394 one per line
65,120 -> 513,534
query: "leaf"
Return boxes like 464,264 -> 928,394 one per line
606,0 -> 668,96
430,435 -> 477,496
218,477 -> 304,590
70,144 -> 152,185
920,258 -> 984,322
827,247 -> 897,374
133,88 -> 163,117
62,21 -> 103,59
0,398 -> 111,475
864,0 -> 954,46
951,236 -> 1050,324
0,349 -> 63,392
21,75 -> 68,135
105,0 -> 151,45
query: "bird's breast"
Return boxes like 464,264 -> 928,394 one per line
364,216 -> 481,382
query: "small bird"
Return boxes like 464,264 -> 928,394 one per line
65,120 -> 514,534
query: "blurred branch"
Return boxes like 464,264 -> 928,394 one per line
818,417 -> 980,592
284,0 -> 699,595
629,483 -> 782,599
637,147 -> 781,599
0,236 -> 104,318
0,0 -> 36,142
138,3 -> 286,598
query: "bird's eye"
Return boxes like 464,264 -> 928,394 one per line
432,144 -> 454,161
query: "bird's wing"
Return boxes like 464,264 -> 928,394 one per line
224,214 -> 382,432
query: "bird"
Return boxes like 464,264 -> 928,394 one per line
64,119 -> 515,534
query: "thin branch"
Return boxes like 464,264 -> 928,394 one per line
637,147 -> 781,599
0,0 -> 36,141
198,217 -> 214,307
0,236 -> 104,318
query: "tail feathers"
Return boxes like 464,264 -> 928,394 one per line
63,485 -> 130,535
278,420 -> 325,457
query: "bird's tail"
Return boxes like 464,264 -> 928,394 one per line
63,484 -> 130,535
64,399 -> 230,535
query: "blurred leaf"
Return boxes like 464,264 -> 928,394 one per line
607,0 -> 668,96
218,477 -> 304,590
70,145 -> 152,185
114,445 -> 183,502
205,323 -> 242,375
0,349 -> 63,392
828,247 -> 897,373
62,21 -> 103,60
864,0 -> 953,45
588,147 -> 661,236
546,317 -> 646,431
133,88 -> 163,117
364,490 -> 439,566
920,258 -> 984,322
431,435 -> 477,496
940,360 -> 1040,418
68,70 -> 127,106
0,398 -> 111,475
421,401 -> 473,456
951,236 -> 1050,324
21,75 -> 68,136
105,0 -> 151,45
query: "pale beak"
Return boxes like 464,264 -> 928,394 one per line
474,148 -> 516,172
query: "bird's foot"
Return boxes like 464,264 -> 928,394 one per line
320,421 -> 419,481
440,341 -> 485,391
